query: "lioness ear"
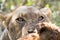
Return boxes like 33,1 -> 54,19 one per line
0,13 -> 13,26
40,8 -> 52,18
0,13 -> 13,22
0,14 -> 5,21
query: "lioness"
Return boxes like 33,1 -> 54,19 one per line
0,6 -> 51,40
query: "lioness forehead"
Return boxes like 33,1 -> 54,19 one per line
11,6 -> 41,23
15,6 -> 39,13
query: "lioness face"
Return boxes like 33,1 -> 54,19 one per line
8,6 -> 45,39
0,6 -> 51,40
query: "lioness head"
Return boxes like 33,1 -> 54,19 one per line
0,6 -> 51,40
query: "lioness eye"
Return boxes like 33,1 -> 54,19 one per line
38,16 -> 44,21
16,17 -> 25,24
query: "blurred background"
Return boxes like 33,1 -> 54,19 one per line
0,0 -> 60,31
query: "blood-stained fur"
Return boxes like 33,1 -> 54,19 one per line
0,6 -> 52,40
17,33 -> 40,40
38,22 -> 60,40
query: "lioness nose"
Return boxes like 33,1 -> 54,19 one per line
28,29 -> 34,33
